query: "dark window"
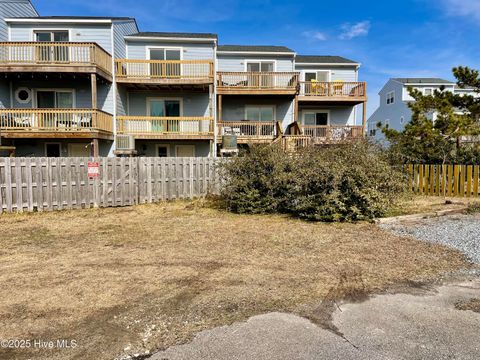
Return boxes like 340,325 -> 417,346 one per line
157,146 -> 168,157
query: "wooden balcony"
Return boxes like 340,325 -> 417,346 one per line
115,60 -> 214,86
0,42 -> 113,81
298,81 -> 367,104
218,121 -> 278,143
217,72 -> 299,95
0,109 -> 114,139
302,125 -> 364,143
116,116 -> 214,139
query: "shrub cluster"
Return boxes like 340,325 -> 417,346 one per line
219,141 -> 407,222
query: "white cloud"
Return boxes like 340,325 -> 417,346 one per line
339,21 -> 371,40
438,0 -> 480,20
301,30 -> 328,41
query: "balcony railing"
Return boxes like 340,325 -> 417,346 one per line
302,125 -> 364,141
0,109 -> 113,133
299,81 -> 366,99
0,42 -> 112,75
217,72 -> 299,93
116,116 -> 214,137
218,121 -> 277,138
115,60 -> 214,83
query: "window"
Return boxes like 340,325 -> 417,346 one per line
246,61 -> 274,72
156,145 -> 170,157
424,88 -> 433,96
35,31 -> 69,42
15,87 -> 32,104
369,129 -> 376,137
245,106 -> 275,122
400,116 -> 405,124
385,119 -> 390,128
45,143 -> 61,157
36,90 -> 74,109
386,91 -> 395,105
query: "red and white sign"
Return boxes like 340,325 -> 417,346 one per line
88,162 -> 100,178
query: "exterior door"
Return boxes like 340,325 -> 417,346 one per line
149,48 -> 181,77
304,112 -> 329,137
45,143 -> 61,157
35,31 -> 69,62
68,143 -> 90,157
148,99 -> 181,132
247,61 -> 274,87
176,145 -> 195,157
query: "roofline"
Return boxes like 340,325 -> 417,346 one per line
125,35 -> 217,43
295,62 -> 360,66
217,50 -> 295,55
5,18 -> 135,24
391,79 -> 455,86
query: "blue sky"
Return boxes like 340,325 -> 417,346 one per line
33,0 -> 480,116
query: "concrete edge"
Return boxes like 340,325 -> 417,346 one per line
375,207 -> 468,225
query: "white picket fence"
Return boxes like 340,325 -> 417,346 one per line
0,157 -> 221,213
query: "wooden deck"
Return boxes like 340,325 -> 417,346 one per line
116,116 -> 214,139
0,42 -> 113,81
218,121 -> 279,143
115,59 -> 214,85
217,72 -> 299,95
0,109 -> 114,140
298,81 -> 367,103
302,125 -> 364,143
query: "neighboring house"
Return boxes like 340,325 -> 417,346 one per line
367,78 -> 478,140
0,4 -> 368,157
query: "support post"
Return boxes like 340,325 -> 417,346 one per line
218,94 -> 222,123
91,73 -> 97,109
362,101 -> 367,136
92,138 -> 99,158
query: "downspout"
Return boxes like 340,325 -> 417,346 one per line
213,39 -> 218,158
110,22 -> 117,157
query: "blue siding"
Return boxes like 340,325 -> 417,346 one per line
8,79 -> 112,112
299,106 -> 356,126
112,20 -> 138,59
295,65 -> 358,82
127,92 -> 210,117
221,97 -> 294,130
9,23 -> 113,53
217,54 -> 294,72
0,0 -> 38,41
0,82 -> 9,108
126,40 -> 214,60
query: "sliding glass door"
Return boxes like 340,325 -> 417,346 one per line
246,61 -> 274,87
149,48 -> 181,77
35,31 -> 70,62
148,99 -> 181,132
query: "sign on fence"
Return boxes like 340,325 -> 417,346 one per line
0,157 -> 221,213
87,161 -> 100,178
407,164 -> 480,197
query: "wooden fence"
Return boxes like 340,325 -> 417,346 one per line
0,157 -> 220,213
407,164 -> 480,197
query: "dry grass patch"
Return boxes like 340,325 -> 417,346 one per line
387,195 -> 470,217
0,201 -> 469,359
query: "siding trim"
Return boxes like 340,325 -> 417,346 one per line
218,51 -> 294,56
6,18 -> 113,24
125,36 -> 216,43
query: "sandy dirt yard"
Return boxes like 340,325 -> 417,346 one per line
0,200 -> 469,360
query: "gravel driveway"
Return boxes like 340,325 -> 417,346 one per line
381,214 -> 480,263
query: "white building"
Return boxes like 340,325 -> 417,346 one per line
367,77 -> 477,140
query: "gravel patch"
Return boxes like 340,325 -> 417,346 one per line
381,214 -> 480,264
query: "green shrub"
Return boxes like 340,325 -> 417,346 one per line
219,141 -> 407,222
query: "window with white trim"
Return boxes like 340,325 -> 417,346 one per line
424,88 -> 433,96
386,91 -> 395,105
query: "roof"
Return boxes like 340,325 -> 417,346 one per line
217,45 -> 295,53
8,16 -> 135,21
296,55 -> 358,64
128,32 -> 218,40
392,78 -> 455,85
